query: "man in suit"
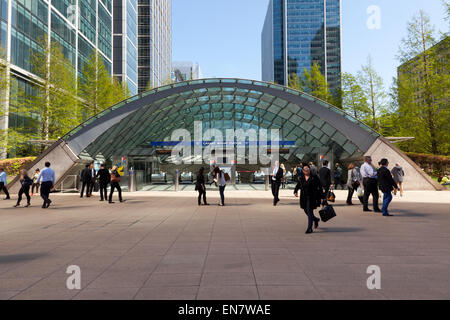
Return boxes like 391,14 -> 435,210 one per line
80,164 -> 92,198
96,164 -> 110,202
88,163 -> 96,196
361,156 -> 381,212
378,158 -> 399,217
271,161 -> 284,206
319,160 -> 332,204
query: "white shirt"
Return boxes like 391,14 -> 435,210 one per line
361,162 -> 377,179
272,167 -> 279,181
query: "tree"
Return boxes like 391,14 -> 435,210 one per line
357,56 -> 387,131
341,72 -> 370,120
396,11 -> 449,155
288,72 -> 303,91
28,36 -> 79,142
302,63 -> 333,103
79,51 -> 128,120
0,46 -> 9,157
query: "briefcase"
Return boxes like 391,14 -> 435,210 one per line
319,205 -> 336,222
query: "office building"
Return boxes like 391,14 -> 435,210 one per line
138,0 -> 171,92
262,0 -> 342,96
172,61 -> 202,82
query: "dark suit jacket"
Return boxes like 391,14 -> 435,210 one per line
294,175 -> 323,210
272,167 -> 284,184
318,167 -> 331,188
96,168 -> 111,184
80,168 -> 91,183
378,166 -> 398,193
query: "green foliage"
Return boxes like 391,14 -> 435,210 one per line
341,72 -> 370,120
0,157 -> 36,176
302,63 -> 333,103
288,73 -> 303,91
396,11 -> 449,155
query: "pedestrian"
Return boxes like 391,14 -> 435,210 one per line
378,159 -> 399,217
109,165 -> 123,204
195,167 -> 209,206
88,163 -> 96,196
360,156 -> 381,213
293,162 -> 304,183
334,163 -> 344,190
271,161 -> 284,206
308,162 -> 318,176
294,165 -> 323,234
391,163 -> 405,197
14,170 -> 33,208
36,162 -> 55,209
80,164 -> 92,198
319,160 -> 332,204
213,166 -> 227,206
280,164 -> 287,189
96,164 -> 110,202
0,167 -> 11,200
346,163 -> 361,205
31,168 -> 40,196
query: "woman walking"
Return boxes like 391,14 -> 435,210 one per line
108,166 -> 123,204
294,165 -> 323,234
391,163 -> 405,197
14,170 -> 33,208
196,167 -> 209,206
280,163 -> 287,189
346,163 -> 361,205
31,169 -> 40,196
213,167 -> 227,206
378,159 -> 399,217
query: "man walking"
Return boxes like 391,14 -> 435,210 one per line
80,164 -> 91,198
319,160 -> 331,204
96,164 -> 110,202
361,156 -> 381,213
378,159 -> 399,217
88,163 -> 96,197
36,162 -> 55,209
334,163 -> 344,190
0,168 -> 11,200
271,161 -> 284,206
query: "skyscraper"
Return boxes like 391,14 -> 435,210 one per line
137,0 -> 171,93
172,61 -> 202,82
262,0 -> 342,96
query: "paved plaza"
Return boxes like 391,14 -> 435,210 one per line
0,190 -> 449,300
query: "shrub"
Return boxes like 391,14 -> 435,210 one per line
0,157 -> 36,177
406,153 -> 450,176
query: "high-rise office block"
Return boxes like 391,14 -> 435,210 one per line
138,0 -> 171,93
113,0 -> 138,95
172,61 -> 202,82
262,0 -> 342,96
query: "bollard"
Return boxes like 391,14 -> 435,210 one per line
174,169 -> 180,192
128,167 -> 136,192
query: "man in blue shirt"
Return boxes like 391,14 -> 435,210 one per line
36,162 -> 55,209
360,156 -> 381,213
0,168 -> 11,200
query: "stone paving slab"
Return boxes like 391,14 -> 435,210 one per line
0,191 -> 449,300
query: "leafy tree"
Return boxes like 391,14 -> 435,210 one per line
341,72 -> 370,120
0,46 -> 9,158
288,72 -> 303,91
302,63 -> 333,103
396,11 -> 449,155
79,51 -> 128,119
28,37 -> 79,142
357,56 -> 387,131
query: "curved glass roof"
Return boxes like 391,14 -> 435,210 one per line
63,78 -> 380,162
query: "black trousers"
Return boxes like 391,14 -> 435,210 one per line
109,182 -> 122,202
304,198 -> 320,231
0,182 -> 10,198
271,181 -> 281,204
347,187 -> 354,204
197,188 -> 207,205
99,182 -> 108,200
17,185 -> 31,205
80,181 -> 91,197
32,182 -> 40,194
89,178 -> 96,195
363,178 -> 380,210
40,181 -> 52,206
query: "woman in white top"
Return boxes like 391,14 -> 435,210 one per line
213,167 -> 227,206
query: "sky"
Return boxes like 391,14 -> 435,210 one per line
172,0 -> 448,89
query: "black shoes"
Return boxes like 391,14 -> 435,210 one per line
383,214 -> 394,217
314,219 -> 320,229
374,209 -> 382,213
46,200 -> 52,208
363,208 -> 372,212
305,229 -> 313,234
13,204 -> 20,207
25,203 -> 30,208
4,197 -> 11,200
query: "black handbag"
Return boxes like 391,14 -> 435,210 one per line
319,205 -> 337,222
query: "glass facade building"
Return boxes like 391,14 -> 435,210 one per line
262,0 -> 342,96
113,0 -> 138,95
137,0 -> 171,93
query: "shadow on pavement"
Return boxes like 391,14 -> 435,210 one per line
318,227 -> 365,233
0,253 -> 48,264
